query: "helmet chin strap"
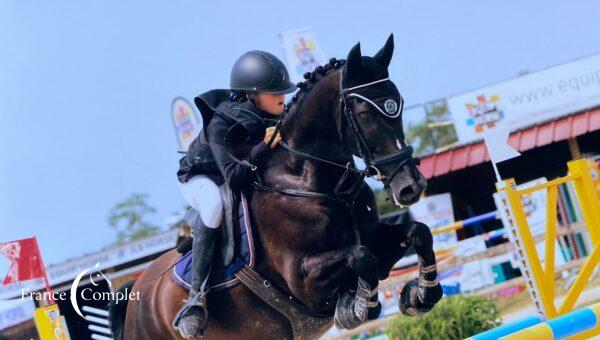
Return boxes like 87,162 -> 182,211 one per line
246,92 -> 257,104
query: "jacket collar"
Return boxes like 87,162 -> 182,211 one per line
194,90 -> 269,131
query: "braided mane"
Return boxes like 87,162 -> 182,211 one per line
284,58 -> 346,114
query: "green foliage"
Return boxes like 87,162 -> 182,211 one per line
406,100 -> 458,156
406,120 -> 435,157
387,295 -> 501,340
375,189 -> 404,215
108,193 -> 159,245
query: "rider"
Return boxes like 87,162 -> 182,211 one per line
173,50 -> 296,338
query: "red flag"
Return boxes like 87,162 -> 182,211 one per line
0,237 -> 45,285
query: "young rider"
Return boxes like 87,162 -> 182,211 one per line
173,50 -> 296,338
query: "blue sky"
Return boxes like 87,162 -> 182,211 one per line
1,1 -> 599,265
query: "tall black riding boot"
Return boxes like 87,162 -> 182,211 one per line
173,218 -> 219,338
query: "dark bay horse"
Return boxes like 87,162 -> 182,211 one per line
110,34 -> 442,340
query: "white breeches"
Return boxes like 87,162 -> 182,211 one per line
179,175 -> 223,229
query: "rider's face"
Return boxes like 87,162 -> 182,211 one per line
253,93 -> 285,115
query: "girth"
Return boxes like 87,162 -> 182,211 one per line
235,265 -> 334,340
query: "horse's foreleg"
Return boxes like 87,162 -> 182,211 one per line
300,245 -> 380,330
374,221 -> 443,317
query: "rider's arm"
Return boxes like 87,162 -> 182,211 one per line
206,117 -> 269,192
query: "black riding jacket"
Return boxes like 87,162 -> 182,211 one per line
177,90 -> 273,192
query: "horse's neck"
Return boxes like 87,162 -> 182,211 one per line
249,74 -> 357,298
283,73 -> 341,145
268,73 -> 351,190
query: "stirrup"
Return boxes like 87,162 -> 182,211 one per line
172,292 -> 208,330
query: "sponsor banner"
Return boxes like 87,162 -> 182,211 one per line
280,27 -> 328,83
448,53 -> 600,143
409,193 -> 457,250
172,97 -> 201,151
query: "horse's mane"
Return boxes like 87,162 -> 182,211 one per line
284,58 -> 346,117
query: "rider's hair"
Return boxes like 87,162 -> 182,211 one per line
229,90 -> 248,102
246,92 -> 257,103
229,91 -> 258,105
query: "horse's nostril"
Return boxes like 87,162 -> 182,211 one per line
400,185 -> 415,198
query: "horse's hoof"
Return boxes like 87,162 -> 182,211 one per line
334,292 -> 362,330
422,280 -> 443,306
399,278 -> 442,317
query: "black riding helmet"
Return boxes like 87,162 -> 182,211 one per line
230,50 -> 297,94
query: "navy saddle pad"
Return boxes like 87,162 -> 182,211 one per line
173,195 -> 255,291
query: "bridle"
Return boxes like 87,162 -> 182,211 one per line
253,67 -> 418,202
337,70 -> 416,187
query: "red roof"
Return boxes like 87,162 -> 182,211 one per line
419,108 -> 600,179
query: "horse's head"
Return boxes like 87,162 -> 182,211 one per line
340,34 -> 426,206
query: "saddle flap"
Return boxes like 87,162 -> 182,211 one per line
173,194 -> 255,292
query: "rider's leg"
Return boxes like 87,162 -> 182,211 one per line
179,175 -> 223,229
173,175 -> 222,338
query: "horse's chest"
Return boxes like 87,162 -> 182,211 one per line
293,206 -> 358,248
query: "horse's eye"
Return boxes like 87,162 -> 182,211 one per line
358,111 -> 369,120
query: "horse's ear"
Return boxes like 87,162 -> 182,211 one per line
374,33 -> 394,68
345,42 -> 362,79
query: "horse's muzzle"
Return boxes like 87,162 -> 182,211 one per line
386,163 -> 427,207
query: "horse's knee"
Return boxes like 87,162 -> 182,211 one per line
408,221 -> 433,250
347,246 -> 378,287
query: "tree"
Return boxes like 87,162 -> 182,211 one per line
108,193 -> 159,245
387,295 -> 501,339
406,100 -> 459,157
406,120 -> 435,156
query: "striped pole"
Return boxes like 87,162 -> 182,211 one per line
470,302 -> 600,339
431,211 -> 498,235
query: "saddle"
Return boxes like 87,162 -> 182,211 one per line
173,186 -> 255,291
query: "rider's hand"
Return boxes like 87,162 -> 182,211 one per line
264,127 -> 281,148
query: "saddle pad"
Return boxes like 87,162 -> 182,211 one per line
173,194 -> 255,291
